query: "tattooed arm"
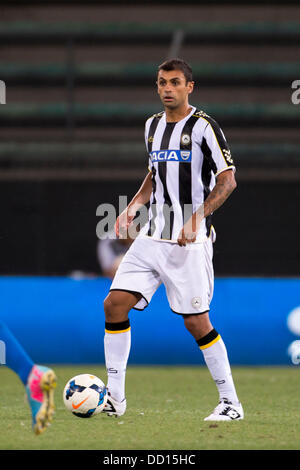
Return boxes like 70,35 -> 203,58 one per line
202,168 -> 237,219
177,169 -> 237,246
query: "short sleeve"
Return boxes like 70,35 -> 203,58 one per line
144,119 -> 152,171
145,117 -> 153,173
202,119 -> 235,176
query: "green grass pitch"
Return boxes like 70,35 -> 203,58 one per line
0,365 -> 299,450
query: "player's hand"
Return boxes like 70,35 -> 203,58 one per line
177,213 -> 200,247
115,209 -> 135,239
177,227 -> 197,246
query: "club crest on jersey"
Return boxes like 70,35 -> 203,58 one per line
181,134 -> 191,146
150,150 -> 192,163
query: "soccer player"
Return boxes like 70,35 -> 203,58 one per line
0,321 -> 57,434
102,58 -> 243,421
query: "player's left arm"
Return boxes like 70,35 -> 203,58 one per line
202,168 -> 237,217
200,118 -> 237,218
177,169 -> 236,246
178,119 -> 236,246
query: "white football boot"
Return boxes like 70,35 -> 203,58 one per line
204,398 -> 244,421
102,391 -> 126,417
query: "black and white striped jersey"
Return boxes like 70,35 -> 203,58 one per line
140,106 -> 235,243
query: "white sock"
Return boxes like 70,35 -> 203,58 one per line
198,329 -> 239,405
104,320 -> 131,402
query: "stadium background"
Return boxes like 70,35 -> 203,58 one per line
0,0 -> 299,366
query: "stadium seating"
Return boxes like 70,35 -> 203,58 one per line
0,141 -> 298,171
1,61 -> 299,86
1,2 -> 299,277
1,3 -> 299,176
1,20 -> 300,44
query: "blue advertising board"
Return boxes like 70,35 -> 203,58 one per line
0,277 -> 299,365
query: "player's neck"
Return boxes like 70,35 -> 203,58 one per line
165,103 -> 193,123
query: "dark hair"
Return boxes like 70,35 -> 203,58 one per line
158,58 -> 193,83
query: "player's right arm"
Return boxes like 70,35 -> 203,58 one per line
115,116 -> 154,238
115,171 -> 152,238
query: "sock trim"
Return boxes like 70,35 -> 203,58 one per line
105,320 -> 130,334
105,327 -> 130,334
196,328 -> 221,350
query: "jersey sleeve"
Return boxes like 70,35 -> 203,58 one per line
202,119 -> 235,176
144,118 -> 153,173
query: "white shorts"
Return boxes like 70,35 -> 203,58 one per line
110,235 -> 214,315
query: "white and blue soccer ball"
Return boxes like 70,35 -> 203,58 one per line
63,374 -> 108,418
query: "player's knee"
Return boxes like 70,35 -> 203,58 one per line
103,293 -> 128,322
183,315 -> 199,333
183,312 -> 211,337
103,295 -> 117,320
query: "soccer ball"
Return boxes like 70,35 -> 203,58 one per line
63,374 -> 108,418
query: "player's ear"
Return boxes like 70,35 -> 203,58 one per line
187,81 -> 194,95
